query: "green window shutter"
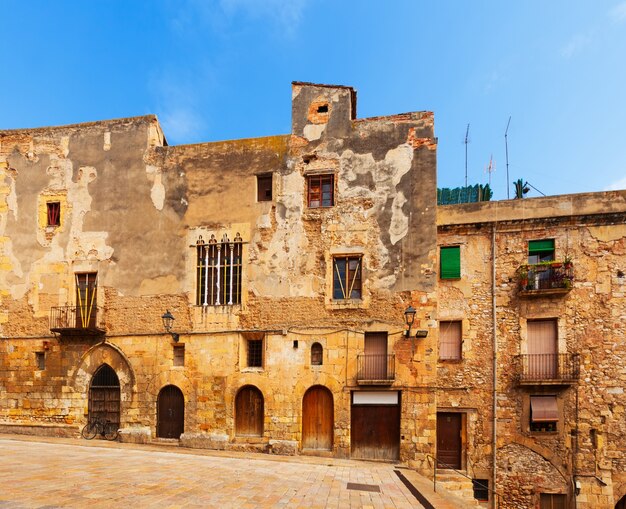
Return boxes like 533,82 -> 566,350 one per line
528,239 -> 554,253
440,246 -> 461,279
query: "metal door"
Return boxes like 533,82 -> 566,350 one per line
88,364 -> 120,429
351,392 -> 400,461
437,412 -> 462,469
157,385 -> 184,439
302,385 -> 333,450
235,386 -> 264,436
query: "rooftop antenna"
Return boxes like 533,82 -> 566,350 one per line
504,116 -> 511,199
464,123 -> 470,187
485,154 -> 495,185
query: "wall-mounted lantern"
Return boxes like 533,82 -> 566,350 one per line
404,305 -> 429,339
161,310 -> 180,342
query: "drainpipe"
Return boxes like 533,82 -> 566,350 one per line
491,224 -> 498,509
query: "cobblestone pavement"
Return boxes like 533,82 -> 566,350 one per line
0,437 -> 424,508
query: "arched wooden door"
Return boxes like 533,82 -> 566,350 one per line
302,385 -> 333,450
89,364 -> 120,429
157,385 -> 184,439
235,386 -> 264,436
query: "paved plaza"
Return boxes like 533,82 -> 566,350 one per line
0,436 -> 435,508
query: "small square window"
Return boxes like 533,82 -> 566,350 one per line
173,345 -> 185,367
247,339 -> 263,368
530,395 -> 558,432
440,246 -> 460,279
46,202 -> 61,227
257,174 -> 272,202
472,479 -> 489,502
439,321 -> 462,360
333,255 -> 362,300
307,174 -> 334,208
35,352 -> 45,371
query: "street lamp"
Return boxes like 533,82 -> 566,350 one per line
403,305 -> 428,339
161,310 -> 179,342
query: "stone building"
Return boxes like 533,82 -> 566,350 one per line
1,82 -> 625,508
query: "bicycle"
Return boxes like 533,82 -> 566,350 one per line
81,416 -> 119,441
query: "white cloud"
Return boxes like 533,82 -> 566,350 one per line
219,0 -> 308,34
560,33 -> 592,58
159,108 -> 205,143
606,175 -> 626,191
609,1 -> 626,22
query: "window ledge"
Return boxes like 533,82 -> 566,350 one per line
328,299 -> 366,310
438,358 -> 463,363
241,367 -> 264,373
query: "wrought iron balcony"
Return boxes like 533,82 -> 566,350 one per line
517,353 -> 579,385
517,262 -> 574,297
50,306 -> 105,335
356,354 -> 395,385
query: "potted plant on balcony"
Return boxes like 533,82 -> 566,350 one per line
518,266 -> 529,290
563,255 -> 573,269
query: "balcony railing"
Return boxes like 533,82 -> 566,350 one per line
517,353 -> 579,385
356,354 -> 395,385
518,262 -> 574,295
50,306 -> 105,335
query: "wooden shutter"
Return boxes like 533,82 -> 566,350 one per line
529,239 -> 555,253
440,246 -> 461,279
439,321 -> 462,360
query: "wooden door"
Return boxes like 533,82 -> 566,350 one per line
157,385 -> 184,439
235,386 -> 264,436
615,495 -> 626,509
302,386 -> 333,450
528,320 -> 558,378
76,273 -> 97,329
437,412 -> 462,469
351,393 -> 400,460
364,332 -> 388,380
88,364 -> 120,429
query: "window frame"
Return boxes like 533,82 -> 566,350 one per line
528,239 -> 555,264
439,320 -> 462,361
332,255 -> 362,300
311,342 -> 323,366
173,345 -> 185,367
307,174 -> 334,208
529,395 -> 559,433
46,201 -> 61,227
247,339 -> 263,368
256,173 -> 273,202
539,493 -> 567,509
35,352 -> 46,371
440,245 -> 461,279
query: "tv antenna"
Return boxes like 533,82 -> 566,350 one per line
485,154 -> 495,185
464,123 -> 470,187
504,116 -> 511,199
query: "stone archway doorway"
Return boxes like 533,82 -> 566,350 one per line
88,364 -> 121,429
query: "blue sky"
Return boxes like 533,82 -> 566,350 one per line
2,1 -> 625,199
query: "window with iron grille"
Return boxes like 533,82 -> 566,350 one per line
173,345 -> 185,367
307,174 -> 334,208
333,255 -> 362,300
257,173 -> 272,202
196,233 -> 243,306
247,339 -> 263,368
311,342 -> 323,365
47,202 -> 61,226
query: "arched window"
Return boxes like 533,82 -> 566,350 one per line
311,342 -> 323,365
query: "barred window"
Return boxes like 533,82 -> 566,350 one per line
247,340 -> 263,368
333,255 -> 362,300
196,233 -> 243,306
311,342 -> 323,365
